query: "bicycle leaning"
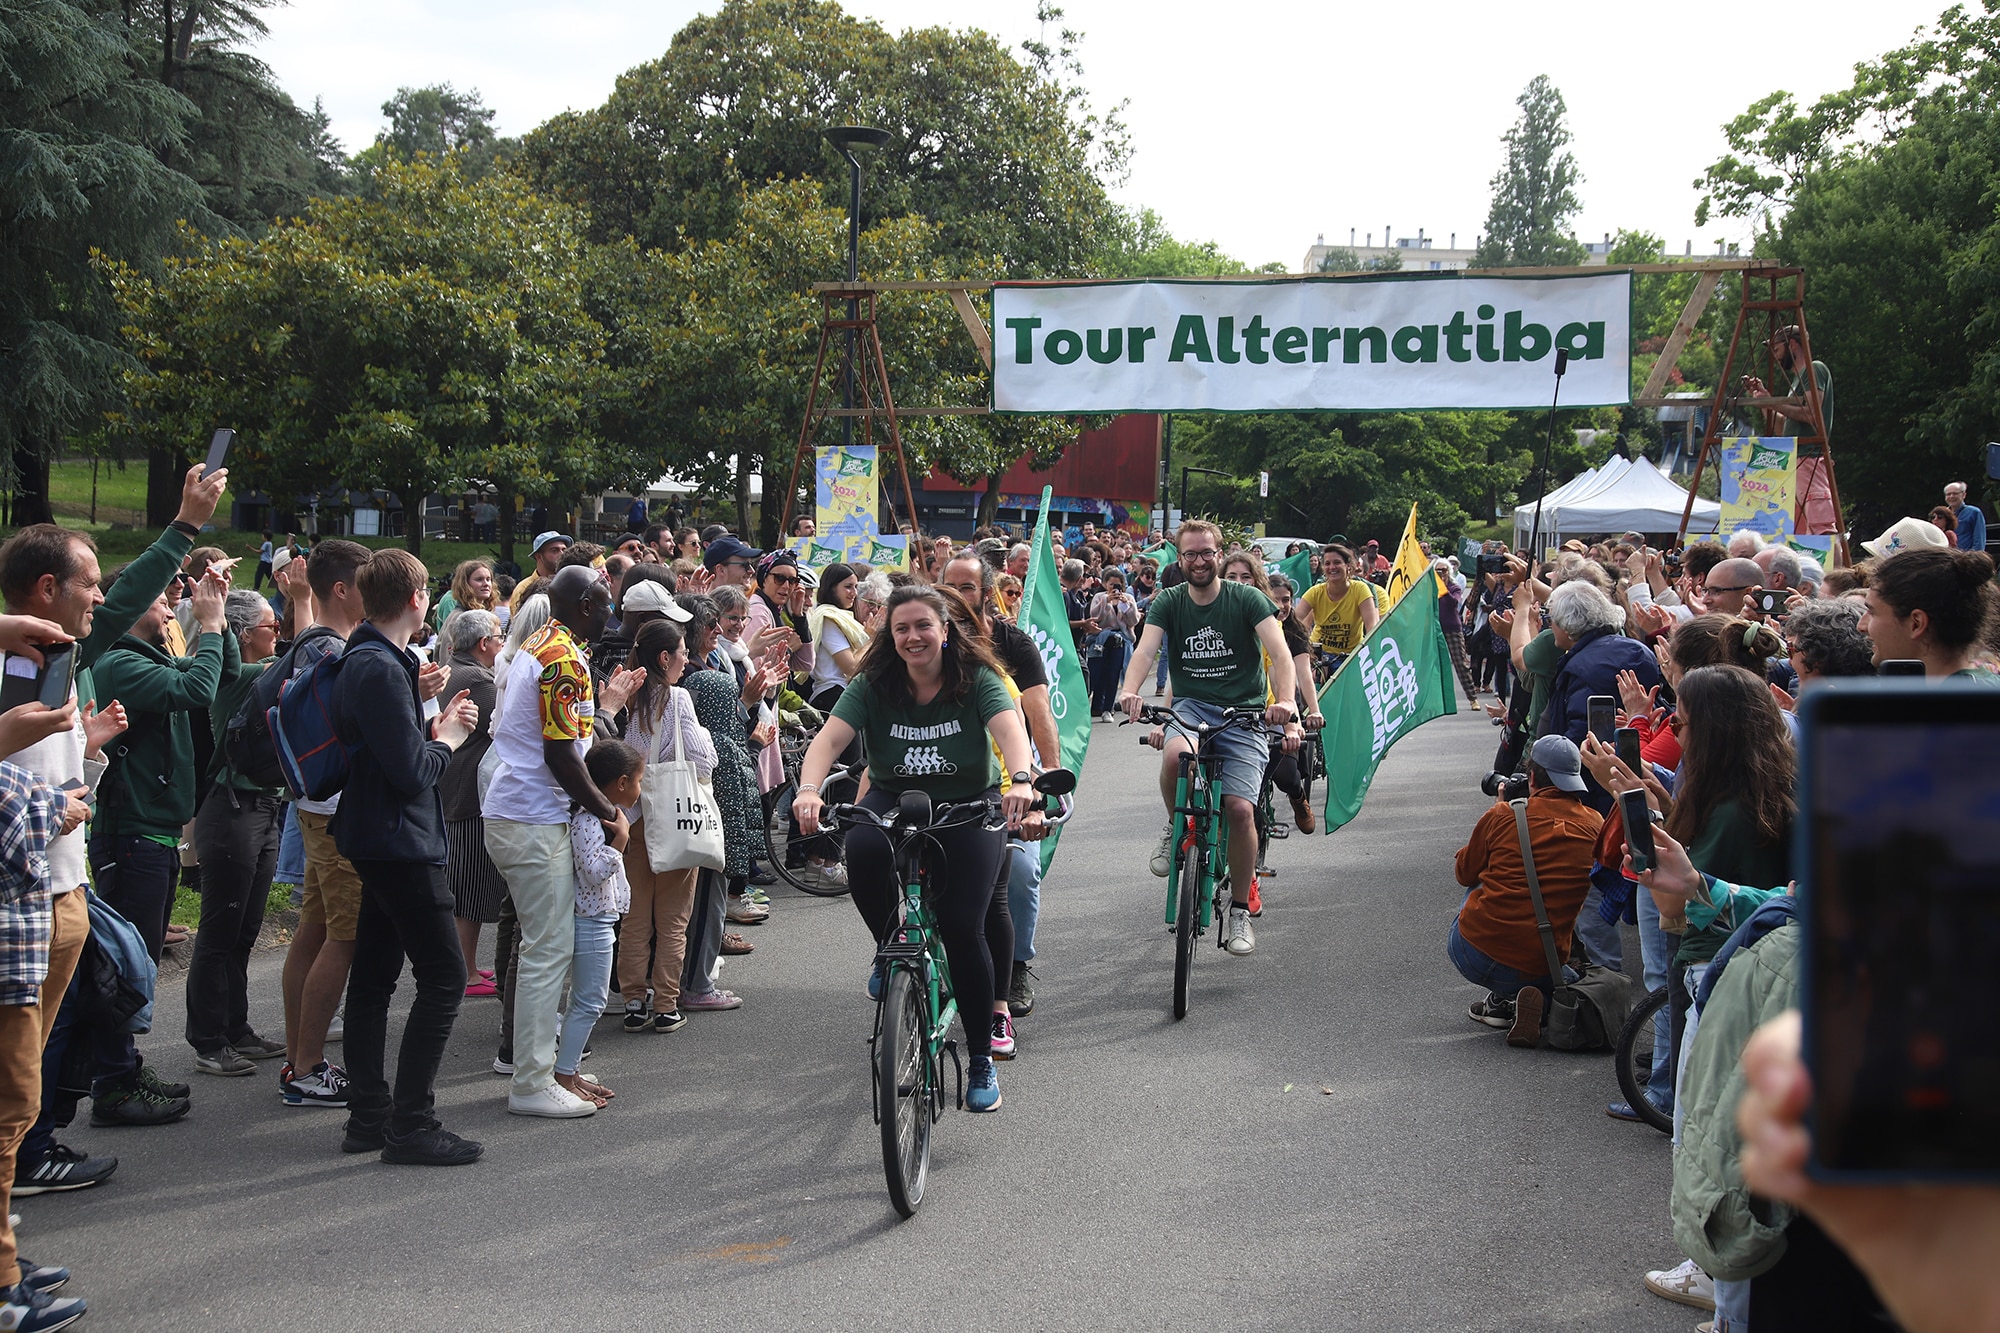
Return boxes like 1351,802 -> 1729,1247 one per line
1129,703 -> 1273,1020
827,769 -> 1075,1217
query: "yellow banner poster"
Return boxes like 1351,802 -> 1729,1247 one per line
804,445 -> 908,568
1382,503 -> 1440,609
1718,436 -> 1797,541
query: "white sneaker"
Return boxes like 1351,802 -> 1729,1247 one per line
1225,906 -> 1255,956
815,861 -> 848,888
1150,826 -> 1174,877
508,1083 -> 597,1118
1643,1258 -> 1715,1311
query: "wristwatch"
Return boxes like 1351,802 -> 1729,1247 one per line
1011,771 -> 1031,786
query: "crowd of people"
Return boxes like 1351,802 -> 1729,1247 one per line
0,470 -> 1994,1329
1437,488 -> 1999,1333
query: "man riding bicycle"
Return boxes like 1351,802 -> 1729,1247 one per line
1296,542 -> 1380,676
1118,521 -> 1302,957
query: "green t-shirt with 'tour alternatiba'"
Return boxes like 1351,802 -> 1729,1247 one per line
1144,579 -> 1276,708
831,665 -> 1016,802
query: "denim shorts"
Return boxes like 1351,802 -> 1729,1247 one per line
1163,698 -> 1268,805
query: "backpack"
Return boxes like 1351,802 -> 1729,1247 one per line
222,626 -> 342,790
1510,798 -> 1639,1051
271,634 -> 390,801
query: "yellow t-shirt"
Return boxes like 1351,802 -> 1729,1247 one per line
1301,580 -> 1376,655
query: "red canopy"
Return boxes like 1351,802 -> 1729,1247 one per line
924,414 -> 1160,504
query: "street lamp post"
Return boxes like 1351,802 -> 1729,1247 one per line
823,127 -> 891,455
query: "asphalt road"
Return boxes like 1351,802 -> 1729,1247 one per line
23,707 -> 1698,1332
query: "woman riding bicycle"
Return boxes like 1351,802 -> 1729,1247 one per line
1221,555 -> 1321,837
792,586 -> 1037,1113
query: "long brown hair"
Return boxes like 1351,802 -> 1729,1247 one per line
1664,665 -> 1795,847
859,585 -> 1003,707
1220,551 -> 1273,599
1666,614 -> 1784,674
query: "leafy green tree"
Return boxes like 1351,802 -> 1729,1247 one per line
1096,206 -> 1248,276
0,0 -> 213,525
1473,75 -> 1586,268
1315,246 -> 1362,273
515,0 -> 1121,277
352,84 -> 517,186
1695,3 -> 2000,532
105,156 -> 635,554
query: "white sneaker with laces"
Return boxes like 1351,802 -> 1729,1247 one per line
507,1083 -> 597,1119
1225,906 -> 1255,956
1643,1258 -> 1716,1311
816,861 -> 848,888
1150,826 -> 1174,878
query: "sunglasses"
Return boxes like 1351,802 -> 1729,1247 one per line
767,572 -> 798,586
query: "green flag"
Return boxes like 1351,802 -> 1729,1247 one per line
1017,486 -> 1093,873
1274,546 -> 1314,595
1136,542 -> 1174,573
1316,570 -> 1458,832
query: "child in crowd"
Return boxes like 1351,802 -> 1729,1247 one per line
555,740 -> 644,1108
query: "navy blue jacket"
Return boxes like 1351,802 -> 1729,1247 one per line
1538,625 -> 1661,812
328,622 -> 451,864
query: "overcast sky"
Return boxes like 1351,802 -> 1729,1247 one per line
257,0 -> 1950,269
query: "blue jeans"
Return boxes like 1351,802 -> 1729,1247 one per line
1447,894 -> 1576,998
275,804 -> 305,888
1635,887 -> 1676,1113
556,914 -> 616,1076
1573,883 -> 1624,973
1713,1277 -> 1750,1332
1007,845 -> 1041,963
1089,632 -> 1130,714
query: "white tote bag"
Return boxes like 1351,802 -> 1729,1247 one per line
639,697 -> 727,873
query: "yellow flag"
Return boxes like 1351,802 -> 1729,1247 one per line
1383,503 -> 1439,609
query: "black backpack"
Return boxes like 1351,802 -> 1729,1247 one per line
222,625 -> 342,790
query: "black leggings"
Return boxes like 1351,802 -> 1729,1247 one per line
1264,740 -> 1305,798
844,785 -> 1012,1058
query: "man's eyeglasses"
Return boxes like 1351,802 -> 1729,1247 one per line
1704,583 -> 1754,596
1180,548 -> 1219,563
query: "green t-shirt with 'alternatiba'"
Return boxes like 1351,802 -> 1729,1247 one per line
831,665 -> 1015,802
1144,580 -> 1275,708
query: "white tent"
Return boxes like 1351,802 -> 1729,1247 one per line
1513,456 -> 1718,550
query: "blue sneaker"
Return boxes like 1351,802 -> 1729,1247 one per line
15,1261 -> 67,1294
966,1056 -> 1001,1113
867,959 -> 888,1000
0,1281 -> 85,1331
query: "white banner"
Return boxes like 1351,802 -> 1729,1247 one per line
991,273 -> 1631,413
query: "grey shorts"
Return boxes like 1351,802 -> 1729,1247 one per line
1163,698 -> 1269,805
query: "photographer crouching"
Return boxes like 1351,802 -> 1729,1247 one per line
1448,736 -> 1604,1047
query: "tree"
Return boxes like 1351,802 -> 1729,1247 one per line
1473,75 -> 1586,268
352,83 -> 517,185
515,0 -> 1122,277
1694,3 -> 2000,533
1095,206 -> 1249,276
0,0 -> 213,525
1315,246 -> 1362,273
104,156 -> 637,554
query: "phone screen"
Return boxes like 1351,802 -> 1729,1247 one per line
1614,726 -> 1642,773
1801,682 -> 2000,1177
202,428 -> 234,479
1586,695 -> 1617,743
1618,788 -> 1655,873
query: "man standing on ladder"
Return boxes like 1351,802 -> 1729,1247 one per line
1741,325 -> 1831,440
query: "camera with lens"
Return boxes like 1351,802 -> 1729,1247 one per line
1476,553 -> 1510,578
1663,547 -> 1684,573
1480,770 -> 1530,800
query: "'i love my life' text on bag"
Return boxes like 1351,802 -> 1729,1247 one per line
639,699 -> 725,873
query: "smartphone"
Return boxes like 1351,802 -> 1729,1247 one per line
1755,589 -> 1786,618
1799,679 -> 2000,1178
1619,788 -> 1655,874
1614,725 -> 1642,773
0,644 -> 75,712
202,428 -> 234,479
1587,695 -> 1617,743
1880,659 -> 1925,677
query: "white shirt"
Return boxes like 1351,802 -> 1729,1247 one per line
809,622 -> 852,695
483,631 -> 594,826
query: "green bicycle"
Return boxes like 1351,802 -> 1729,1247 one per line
1134,703 -> 1270,1020
831,769 -> 1075,1217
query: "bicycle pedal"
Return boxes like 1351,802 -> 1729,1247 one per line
1271,825 -> 1291,840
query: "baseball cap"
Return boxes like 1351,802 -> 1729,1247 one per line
1861,516 -> 1950,559
618,579 -> 691,622
531,531 -> 572,557
702,535 -> 762,570
1528,735 -> 1588,793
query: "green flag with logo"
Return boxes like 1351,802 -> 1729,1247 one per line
1017,487 -> 1092,872
1274,546 -> 1314,595
1317,570 -> 1457,832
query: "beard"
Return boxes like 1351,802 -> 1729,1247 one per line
1184,563 -> 1215,588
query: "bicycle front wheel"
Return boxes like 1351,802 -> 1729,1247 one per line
1172,832 -> 1199,1020
1614,985 -> 1673,1134
877,967 -> 933,1216
765,782 -> 852,897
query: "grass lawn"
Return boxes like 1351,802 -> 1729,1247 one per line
171,880 -> 295,931
24,459 -> 514,579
